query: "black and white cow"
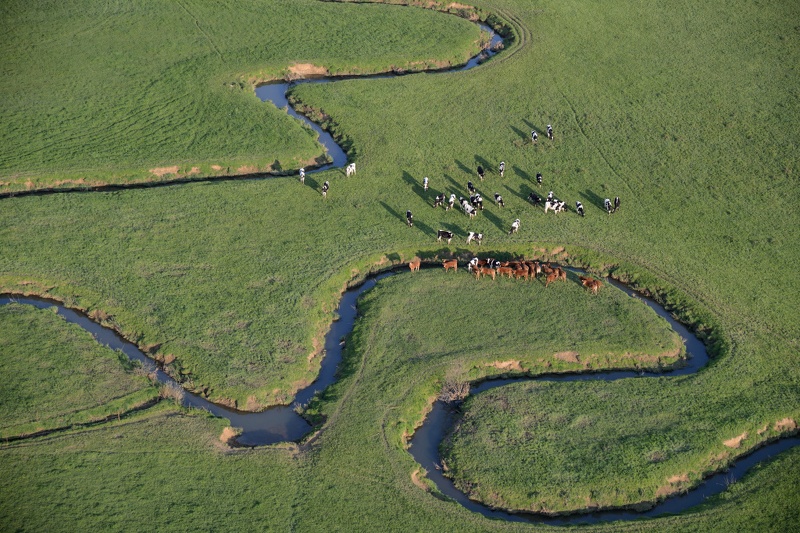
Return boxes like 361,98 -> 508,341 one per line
423,177 -> 429,191
406,210 -> 413,227
499,161 -> 505,178
604,198 -> 613,214
494,193 -> 505,207
467,181 -> 476,195
536,172 -> 543,186
299,168 -> 305,183
466,232 -> 483,245
477,165 -> 485,181
547,124 -> 553,140
545,199 -> 566,214
470,194 -> 483,210
437,230 -> 454,244
448,193 -> 456,211
532,130 -> 538,144
509,218 -> 521,234
576,201 -> 585,217
614,196 -> 620,213
433,193 -> 445,208
345,162 -> 356,177
528,192 -> 542,205
322,181 -> 329,198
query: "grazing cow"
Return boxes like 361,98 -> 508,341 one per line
409,258 -> 421,272
545,271 -> 559,287
477,166 -> 485,181
509,218 -> 521,234
547,191 -> 554,201
494,193 -> 505,207
322,181 -> 329,198
604,198 -> 613,214
528,261 -> 543,278
476,267 -> 496,280
423,177 -> 429,191
579,275 -> 602,294
433,193 -> 445,208
531,130 -> 538,144
470,194 -> 483,210
540,263 -> 554,275
299,168 -> 305,183
345,162 -> 356,177
437,230 -> 454,244
614,196 -> 620,213
545,200 -> 565,213
576,201 -> 585,217
528,192 -> 542,205
547,124 -> 553,140
448,193 -> 456,211
555,267 -> 567,282
466,232 -> 483,245
497,266 -> 514,278
513,268 -> 529,281
467,181 -> 476,195
443,259 -> 458,273
536,172 -> 543,186
464,204 -> 476,218
486,258 -> 501,269
406,210 -> 413,227
468,257 -> 479,271
499,161 -> 505,178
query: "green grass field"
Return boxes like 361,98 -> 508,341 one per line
0,303 -> 158,439
1,0 -> 799,529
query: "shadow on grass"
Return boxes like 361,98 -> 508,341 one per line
580,189 -> 606,211
510,124 -> 529,142
512,165 -> 532,182
474,154 -> 493,175
480,209 -> 507,233
454,159 -> 473,176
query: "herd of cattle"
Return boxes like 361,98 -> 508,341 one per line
407,257 -> 603,294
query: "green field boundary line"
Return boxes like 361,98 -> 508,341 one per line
176,0 -> 225,62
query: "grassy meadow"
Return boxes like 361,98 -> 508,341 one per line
0,303 -> 158,439
1,0 -> 799,529
0,0 -> 480,191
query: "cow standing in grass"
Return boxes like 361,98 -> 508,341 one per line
499,161 -> 505,177
406,210 -> 413,227
345,163 -> 356,177
605,198 -> 613,214
437,230 -> 454,244
477,166 -> 485,181
614,196 -> 620,213
466,232 -> 483,245
532,130 -> 538,144
468,181 -> 476,195
448,194 -> 456,211
423,177 -> 429,191
547,124 -> 553,140
299,168 -> 305,184
322,181 -> 329,198
528,192 -> 542,206
536,172 -> 543,186
509,219 -> 520,234
494,193 -> 505,207
576,201 -> 585,217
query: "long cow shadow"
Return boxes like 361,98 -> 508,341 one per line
580,189 -> 606,211
380,200 -> 436,237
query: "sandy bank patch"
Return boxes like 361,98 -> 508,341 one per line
411,468 -> 430,491
486,360 -> 524,372
211,164 -> 224,171
288,63 -> 328,78
774,418 -> 797,432
237,165 -> 258,174
656,473 -> 690,498
553,351 -> 580,363
723,431 -> 748,448
219,426 -> 239,444
149,166 -> 180,177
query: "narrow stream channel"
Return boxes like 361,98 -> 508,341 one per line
3,268 -> 797,524
3,12 -> 796,527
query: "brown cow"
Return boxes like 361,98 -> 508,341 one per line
443,259 -> 458,273
474,267 -> 496,280
555,267 -> 567,282
545,271 -> 559,287
513,268 -> 529,281
409,259 -> 421,272
541,263 -> 555,275
497,266 -> 514,278
579,275 -> 603,294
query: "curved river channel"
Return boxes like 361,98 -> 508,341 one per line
5,16 -> 798,527
3,270 -> 797,525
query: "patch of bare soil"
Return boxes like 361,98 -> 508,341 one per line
485,360 -> 524,371
149,166 -> 180,177
219,426 -> 239,444
656,473 -> 691,498
774,418 -> 797,432
211,164 -> 224,171
288,63 -> 329,78
723,431 -> 748,448
237,165 -> 258,174
553,351 -> 580,363
411,468 -> 430,491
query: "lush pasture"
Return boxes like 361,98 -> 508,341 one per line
0,0 -> 480,192
0,303 -> 157,439
1,0 -> 799,529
